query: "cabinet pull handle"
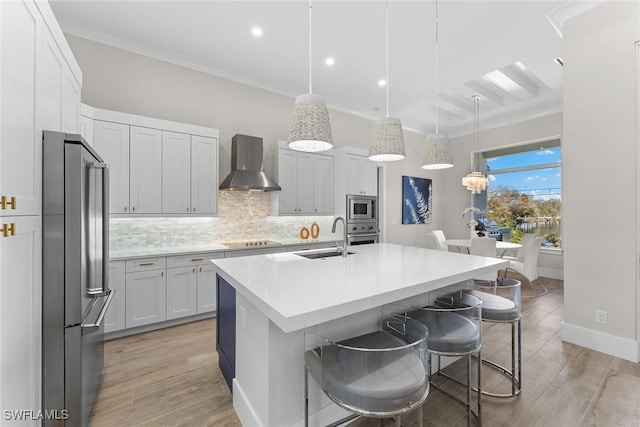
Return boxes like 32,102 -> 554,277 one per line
193,268 -> 196,273
2,223 -> 15,237
161,271 -> 164,277
132,206 -> 136,212
193,207 -> 196,213
191,258 -> 204,262
139,262 -> 154,266
199,267 -> 202,272
1,196 -> 16,210
124,206 -> 127,212
187,207 -> 190,212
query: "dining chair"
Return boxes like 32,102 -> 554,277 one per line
432,230 -> 448,251
426,232 -> 446,251
504,236 -> 546,297
470,237 -> 497,282
502,233 -> 536,262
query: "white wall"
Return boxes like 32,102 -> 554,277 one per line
66,34 -> 450,248
561,0 -> 640,361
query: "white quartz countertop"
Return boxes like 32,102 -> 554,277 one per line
212,243 -> 509,333
109,237 -> 339,260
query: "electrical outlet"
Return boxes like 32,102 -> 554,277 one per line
595,310 -> 607,325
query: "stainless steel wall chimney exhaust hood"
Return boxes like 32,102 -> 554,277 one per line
219,134 -> 281,192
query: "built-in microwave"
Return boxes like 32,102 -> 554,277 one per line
347,194 -> 377,222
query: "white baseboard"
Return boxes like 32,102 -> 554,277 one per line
233,379 -> 264,427
539,267 -> 563,280
560,321 -> 639,362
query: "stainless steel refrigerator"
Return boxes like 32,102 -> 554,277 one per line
42,131 -> 113,427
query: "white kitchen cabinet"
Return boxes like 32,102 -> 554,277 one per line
191,135 -> 218,214
278,149 -> 299,214
162,131 -> 191,214
277,147 -> 334,215
93,120 -> 130,214
60,71 -> 81,133
0,215 -> 41,424
167,252 -> 222,314
313,154 -> 335,214
80,115 -> 94,146
345,153 -> 377,196
105,260 -> 126,333
130,126 -> 162,213
125,268 -> 167,328
166,266 -> 198,320
197,263 -> 217,314
1,0 -> 40,218
1,2 -> 80,422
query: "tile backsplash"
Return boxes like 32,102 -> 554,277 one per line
110,191 -> 337,250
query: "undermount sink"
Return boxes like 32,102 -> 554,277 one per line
294,250 -> 354,259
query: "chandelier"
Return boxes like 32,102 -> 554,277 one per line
462,95 -> 489,193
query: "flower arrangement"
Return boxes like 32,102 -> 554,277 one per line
463,207 -> 486,237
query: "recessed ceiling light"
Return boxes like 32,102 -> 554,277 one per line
252,27 -> 263,37
325,57 -> 335,66
378,79 -> 386,87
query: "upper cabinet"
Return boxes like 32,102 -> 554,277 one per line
93,121 -> 130,214
87,106 -> 219,216
276,144 -> 334,215
190,135 -> 218,214
1,0 -> 82,217
344,153 -> 377,196
162,131 -> 191,214
130,126 -> 162,214
334,147 -> 379,218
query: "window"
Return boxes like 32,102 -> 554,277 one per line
476,138 -> 561,249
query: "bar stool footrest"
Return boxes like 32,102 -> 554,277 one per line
473,358 -> 521,398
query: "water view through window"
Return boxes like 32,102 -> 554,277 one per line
481,142 -> 561,248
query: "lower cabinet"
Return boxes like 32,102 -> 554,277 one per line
166,266 -> 197,320
197,263 -> 217,313
105,260 -> 126,333
125,268 -> 167,328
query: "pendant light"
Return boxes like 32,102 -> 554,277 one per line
288,0 -> 334,153
421,0 -> 453,170
369,0 -> 405,162
462,95 -> 490,193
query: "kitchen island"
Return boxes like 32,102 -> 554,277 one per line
211,243 -> 508,426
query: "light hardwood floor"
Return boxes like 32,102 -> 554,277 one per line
91,275 -> 640,426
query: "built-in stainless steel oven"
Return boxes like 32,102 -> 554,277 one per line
346,220 -> 379,245
347,194 -> 377,222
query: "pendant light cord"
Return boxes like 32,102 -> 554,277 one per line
385,0 -> 389,118
473,94 -> 480,171
308,0 -> 313,94
435,0 -> 439,134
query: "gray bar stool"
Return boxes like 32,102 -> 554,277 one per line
464,277 -> 522,398
403,292 -> 483,426
304,315 -> 430,427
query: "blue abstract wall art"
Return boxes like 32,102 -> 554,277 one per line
402,176 -> 433,224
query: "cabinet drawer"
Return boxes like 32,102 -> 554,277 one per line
167,252 -> 223,268
126,257 -> 166,272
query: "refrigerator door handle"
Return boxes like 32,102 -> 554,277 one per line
82,289 -> 114,336
87,161 -> 110,295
